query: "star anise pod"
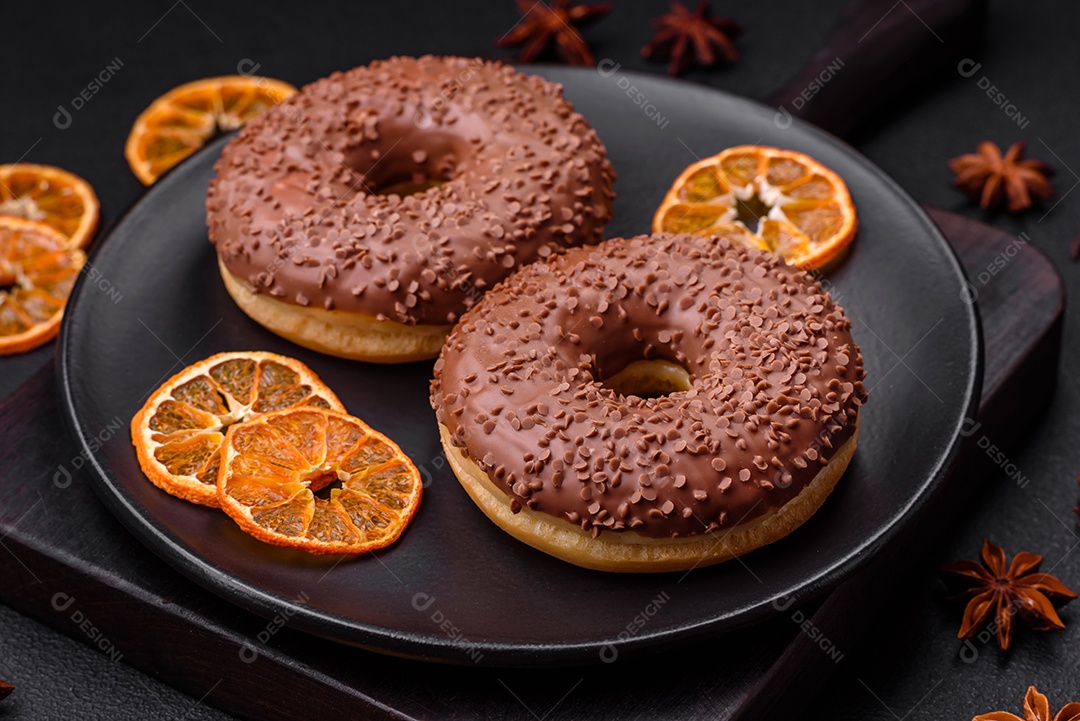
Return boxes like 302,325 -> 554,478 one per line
949,140 -> 1055,212
0,679 -> 13,700
940,539 -> 1076,650
497,0 -> 613,67
974,686 -> 1080,721
641,1 -> 743,77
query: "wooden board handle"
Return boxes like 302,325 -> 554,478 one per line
769,0 -> 987,138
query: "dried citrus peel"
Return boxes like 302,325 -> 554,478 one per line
0,164 -> 99,248
653,145 -> 857,270
218,407 -> 423,555
0,217 -> 85,354
130,351 -> 344,507
125,75 -> 297,185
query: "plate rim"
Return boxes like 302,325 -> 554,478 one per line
56,65 -> 983,666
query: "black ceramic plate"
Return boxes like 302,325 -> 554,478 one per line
58,67 -> 980,666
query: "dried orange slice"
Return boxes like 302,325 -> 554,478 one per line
125,75 -> 297,185
131,351 -> 344,507
0,217 -> 85,355
653,145 -> 857,270
0,164 -> 99,248
218,407 -> 422,555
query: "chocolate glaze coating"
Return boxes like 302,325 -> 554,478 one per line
431,234 -> 867,539
207,56 -> 615,325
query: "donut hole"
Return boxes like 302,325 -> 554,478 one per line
351,131 -> 462,197
600,359 -> 692,399
376,176 -> 446,197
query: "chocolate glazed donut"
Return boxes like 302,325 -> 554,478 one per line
207,56 -> 615,363
431,233 -> 867,572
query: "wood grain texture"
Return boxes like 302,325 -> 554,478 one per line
0,211 -> 1059,721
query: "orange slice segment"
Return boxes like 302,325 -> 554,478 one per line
0,164 -> 99,248
0,217 -> 85,355
653,145 -> 857,270
131,351 -> 344,507
125,75 -> 297,185
218,407 -> 422,555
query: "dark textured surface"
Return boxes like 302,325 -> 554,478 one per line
0,605 -> 221,721
1,0 -> 1078,718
